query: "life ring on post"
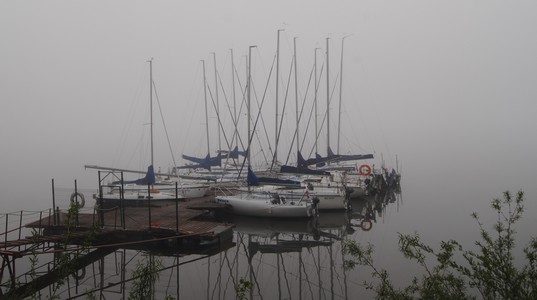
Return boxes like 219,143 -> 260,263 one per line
73,267 -> 86,280
360,219 -> 373,231
358,164 -> 372,176
70,192 -> 85,208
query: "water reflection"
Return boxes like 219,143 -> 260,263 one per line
0,192 -> 401,299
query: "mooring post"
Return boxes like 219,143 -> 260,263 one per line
56,207 -> 60,225
147,183 -> 152,230
38,211 -> 43,236
175,182 -> 179,234
98,171 -> 104,229
4,214 -> 7,245
51,178 -> 56,226
98,171 -> 102,199
120,172 -> 125,230
74,179 -> 79,227
18,211 -> 22,251
92,206 -> 96,228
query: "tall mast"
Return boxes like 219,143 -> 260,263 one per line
294,37 -> 300,155
244,55 -> 248,152
337,35 -> 350,155
247,46 -> 256,170
148,58 -> 154,167
314,47 -> 320,155
230,49 -> 237,151
326,37 -> 331,155
212,52 -> 221,154
275,29 -> 283,164
201,60 -> 210,156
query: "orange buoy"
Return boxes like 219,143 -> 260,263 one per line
358,164 -> 372,176
360,219 -> 373,231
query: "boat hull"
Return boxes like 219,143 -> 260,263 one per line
215,194 -> 315,218
278,189 -> 348,210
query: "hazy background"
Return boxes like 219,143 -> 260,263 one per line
1,0 -> 536,263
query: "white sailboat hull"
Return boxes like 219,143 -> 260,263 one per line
215,194 -> 315,218
277,188 -> 348,210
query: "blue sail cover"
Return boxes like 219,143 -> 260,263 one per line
248,167 -> 301,187
303,147 -> 374,167
181,153 -> 224,170
280,151 -> 330,175
112,165 -> 156,185
280,165 -> 330,176
247,167 -> 259,186
217,146 -> 247,159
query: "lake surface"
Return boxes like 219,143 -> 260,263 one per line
1,167 -> 536,299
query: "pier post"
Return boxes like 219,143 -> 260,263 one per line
98,171 -> 104,229
4,214 -> 7,245
175,182 -> 179,234
121,172 -> 125,230
38,211 -> 43,236
18,211 -> 22,252
56,207 -> 60,225
51,179 -> 56,226
74,179 -> 79,227
147,183 -> 152,230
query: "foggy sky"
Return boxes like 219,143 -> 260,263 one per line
1,0 -> 537,213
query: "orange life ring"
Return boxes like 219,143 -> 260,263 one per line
360,219 -> 373,231
358,164 -> 372,176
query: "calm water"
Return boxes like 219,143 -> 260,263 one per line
1,164 -> 536,299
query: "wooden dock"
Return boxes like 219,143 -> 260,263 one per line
1,195 -> 233,258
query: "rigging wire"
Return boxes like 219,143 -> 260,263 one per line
300,63 -> 325,153
180,62 -> 202,157
341,101 -> 370,153
307,72 -> 340,159
249,54 -> 278,166
237,50 -> 277,177
205,83 -> 237,166
215,67 -> 242,170
283,62 -> 315,165
112,64 -> 145,168
250,74 -> 274,160
152,79 -> 178,170
270,56 -> 295,170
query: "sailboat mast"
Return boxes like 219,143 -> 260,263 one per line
337,35 -> 350,155
201,60 -> 211,156
148,58 -> 154,167
230,49 -> 237,151
275,29 -> 283,164
326,37 -> 330,155
212,52 -> 221,154
314,47 -> 320,155
247,46 -> 256,169
294,37 -> 300,155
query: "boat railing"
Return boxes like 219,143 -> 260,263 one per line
214,185 -> 235,197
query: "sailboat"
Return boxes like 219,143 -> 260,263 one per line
90,59 -> 210,202
243,168 -> 348,210
215,46 -> 317,218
